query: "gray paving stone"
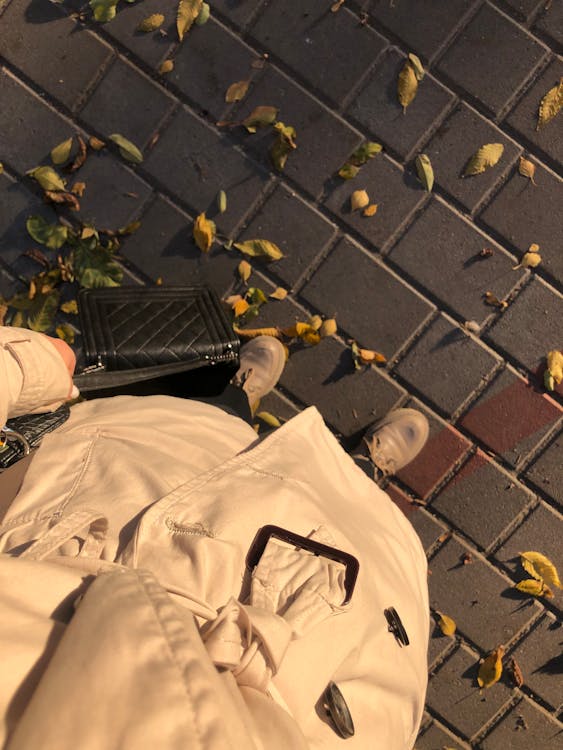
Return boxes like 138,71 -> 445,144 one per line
508,615 -> 562,709
415,720 -> 469,750
484,278 -> 563,372
427,624 -> 457,670
369,0 -> 479,62
384,488 -> 450,551
0,173 -> 56,265
388,199 -> 523,324
237,184 -> 336,289
300,236 -> 434,359
79,57 -> 176,149
395,315 -> 501,418
479,163 -> 563,287
212,0 -> 265,29
169,17 -> 260,121
426,645 -> 514,739
534,1 -> 563,51
493,502 -> 563,584
120,194 -> 238,295
422,104 -> 521,214
142,105 -> 271,234
0,0 -> 113,111
504,58 -> 563,170
525,430 -> 563,509
430,450 -> 535,550
248,0 -> 388,105
0,69 -> 76,173
231,66 -> 361,199
346,48 -> 456,162
428,537 -> 541,652
495,0 -> 545,22
435,3 -> 548,117
255,389 -> 301,427
323,154 -> 427,252
480,696 -> 563,749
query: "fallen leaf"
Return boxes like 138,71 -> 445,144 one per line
238,259 -> 252,282
518,157 -> 537,185
520,551 -> 561,589
81,226 -> 98,240
225,80 -> 250,103
147,133 -> 160,150
118,221 -> 141,236
89,136 -> 106,151
436,611 -> 456,636
330,0 -> 345,11
508,658 -> 524,688
363,204 -> 378,216
137,13 -> 164,31
408,53 -> 425,81
67,135 -> 88,173
89,0 -> 119,23
351,189 -> 369,211
338,163 -> 360,180
269,287 -> 288,300
515,578 -> 553,597
72,241 -> 123,288
234,239 -> 283,260
528,243 -> 540,253
71,181 -> 86,197
349,141 -> 382,166
309,315 -> 323,331
463,143 -> 504,177
537,76 -> 563,129
159,60 -> 174,74
479,247 -> 494,258
155,277 -> 163,285
242,105 -> 278,133
0,163 -> 3,174
246,287 -> 267,306
483,291 -> 508,310
320,318 -> 337,337
397,59 -> 418,113
271,121 -> 297,171
217,189 -> 227,213
233,324 -> 281,339
544,349 -> 563,391
177,0 -> 202,40
44,190 -> 81,211
56,323 -> 75,344
0,300 -> 7,325
256,411 -> 281,428
193,212 -> 216,252
477,646 -> 504,689
26,216 -> 68,250
195,2 -> 210,25
28,166 -> 66,192
233,298 -> 250,317
415,153 -> 434,191
109,133 -> 143,164
513,251 -> 541,270
461,552 -> 473,565
60,299 -> 78,314
51,137 -> 73,166
464,320 -> 481,334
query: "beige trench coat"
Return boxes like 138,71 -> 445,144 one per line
0,327 -> 429,749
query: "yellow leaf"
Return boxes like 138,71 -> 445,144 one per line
233,324 -> 281,339
109,133 -> 143,164
225,80 -> 250,103
256,411 -> 281,428
238,259 -> 252,283
483,291 -> 508,310
363,204 -> 378,217
217,189 -> 227,214
177,0 -> 202,41
518,157 -> 537,185
27,166 -> 66,192
137,13 -> 164,32
515,578 -> 553,598
436,611 -> 456,636
233,298 -> 250,317
282,322 -> 320,345
358,348 -> 386,365
415,153 -> 434,191
309,315 -> 323,331
463,143 -> 504,177
71,181 -> 86,197
242,105 -> 278,133
544,350 -> 563,391
537,76 -> 563,130
51,137 -> 73,165
408,53 -> 425,81
320,318 -> 337,337
513,251 -> 541,270
520,551 -> 561,589
338,163 -> 359,180
269,287 -> 288,300
0,163 -> 3,175
156,277 -> 163,285
477,646 -> 504,689
159,60 -> 174,74
56,323 -> 75,344
193,212 -> 216,252
271,121 -> 297,171
195,1 -> 209,25
234,239 -> 283,261
397,60 -> 418,113
60,299 -> 78,315
89,136 -> 106,151
351,189 -> 369,211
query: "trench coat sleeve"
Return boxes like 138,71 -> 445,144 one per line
0,327 -> 72,427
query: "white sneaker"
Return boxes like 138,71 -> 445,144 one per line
362,408 -> 429,476
231,336 -> 286,412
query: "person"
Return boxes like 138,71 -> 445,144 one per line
0,325 -> 430,750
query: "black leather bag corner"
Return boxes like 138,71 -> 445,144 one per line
74,286 -> 240,392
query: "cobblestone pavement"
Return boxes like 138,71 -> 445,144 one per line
1,0 -> 562,746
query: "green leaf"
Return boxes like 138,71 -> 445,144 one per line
349,141 -> 382,166
270,122 -> 297,171
225,80 -> 250,103
27,291 -> 60,333
408,53 -> 425,81
177,0 -> 202,40
27,166 -> 66,192
246,287 -> 268,306
56,323 -> 76,344
234,239 -> 284,261
195,1 -> 209,24
72,241 -> 123,288
60,299 -> 78,315
415,153 -> 434,192
338,163 -> 359,180
26,216 -> 68,250
90,0 -> 119,22
242,106 -> 278,133
50,137 -> 73,165
109,133 -> 143,164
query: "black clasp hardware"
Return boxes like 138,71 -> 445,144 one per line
384,606 -> 409,647
0,427 -> 31,456
321,682 -> 355,739
246,525 -> 359,605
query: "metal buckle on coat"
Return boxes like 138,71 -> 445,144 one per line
0,427 -> 31,456
246,524 -> 360,605
384,606 -> 409,646
321,682 -> 355,739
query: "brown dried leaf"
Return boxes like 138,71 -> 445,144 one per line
89,136 -> 106,151
397,60 -> 418,113
463,143 -> 504,177
71,181 -> 86,197
67,135 -> 87,173
233,324 -> 281,339
242,105 -> 278,133
351,189 -> 369,211
44,190 -> 81,211
508,658 -> 524,688
518,157 -> 537,185
225,80 -> 250,103
363,204 -> 378,217
330,0 -> 345,10
484,291 -> 508,310
537,76 -> 563,129
159,59 -> 174,74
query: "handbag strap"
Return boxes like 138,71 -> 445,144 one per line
20,509 -> 108,561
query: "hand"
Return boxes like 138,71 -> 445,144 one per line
42,335 -> 77,398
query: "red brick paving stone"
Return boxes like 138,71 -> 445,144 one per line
248,0 -> 388,105
493,502 -> 563,583
230,66 -> 362,199
237,184 -> 337,289
435,3 -> 548,117
426,645 -> 514,739
504,58 -> 563,170
415,720 -> 470,750
534,1 -> 563,51
142,105 -> 271,234
428,537 -> 541,652
481,696 -> 563,749
484,278 -> 563,372
458,368 -> 562,468
422,104 -> 521,214
79,58 -> 176,149
507,614 -> 562,709
0,69 -> 76,173
430,450 -> 535,550
120,195 -> 239,295
0,0 -> 114,112
396,398 -> 471,500
94,0 -> 176,67
369,0 -> 480,62
345,48 -> 456,162
479,164 -> 563,287
323,154 -> 428,252
168,18 -> 260,122
299,236 -> 435,359
387,199 -> 524,324
394,315 -> 501,419
524,430 -> 563,509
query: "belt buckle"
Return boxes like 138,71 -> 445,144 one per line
246,524 -> 359,605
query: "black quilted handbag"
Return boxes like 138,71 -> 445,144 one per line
0,406 -> 71,471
